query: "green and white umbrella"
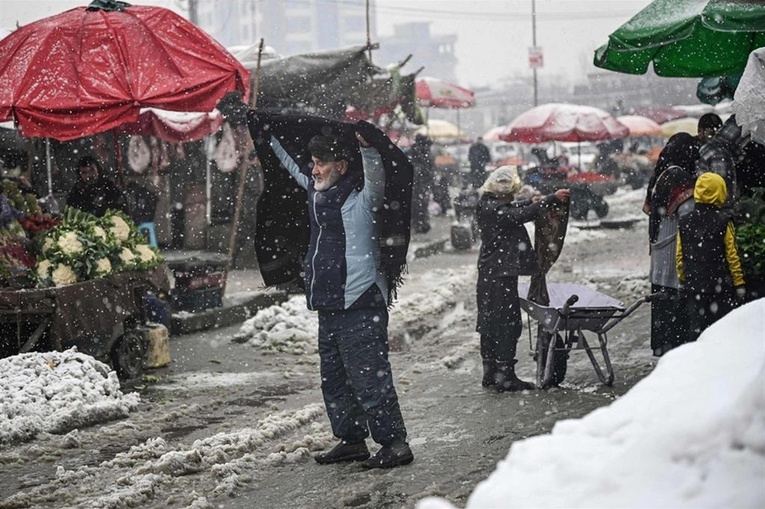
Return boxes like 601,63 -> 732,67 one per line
594,0 -> 765,77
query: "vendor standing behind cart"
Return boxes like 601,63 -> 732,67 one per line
66,156 -> 127,216
475,165 -> 570,392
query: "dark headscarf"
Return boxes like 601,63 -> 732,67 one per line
646,133 -> 700,244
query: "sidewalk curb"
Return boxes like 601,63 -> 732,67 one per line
170,291 -> 290,336
171,236 -> 451,336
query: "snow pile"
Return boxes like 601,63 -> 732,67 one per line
236,266 -> 476,352
391,265 -> 475,332
0,348 -> 140,447
236,295 -> 318,354
3,403 -> 330,508
420,299 -> 765,509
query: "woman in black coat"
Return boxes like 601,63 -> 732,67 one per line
475,166 -> 570,392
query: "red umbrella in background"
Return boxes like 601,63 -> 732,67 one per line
415,77 -> 475,109
0,0 -> 250,141
497,103 -> 629,143
616,115 -> 662,137
629,106 -> 685,125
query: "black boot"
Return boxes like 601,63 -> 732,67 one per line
495,361 -> 536,392
482,359 -> 496,387
314,440 -> 370,464
362,441 -> 414,469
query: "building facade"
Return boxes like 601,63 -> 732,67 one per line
376,22 -> 458,82
196,0 -> 376,55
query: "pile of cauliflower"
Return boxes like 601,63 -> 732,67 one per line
34,209 -> 162,287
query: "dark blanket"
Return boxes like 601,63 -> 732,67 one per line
247,111 -> 413,302
528,201 -> 570,306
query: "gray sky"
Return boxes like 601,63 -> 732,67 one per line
0,0 -> 653,88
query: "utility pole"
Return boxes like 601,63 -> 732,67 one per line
531,0 -> 538,107
366,0 -> 372,62
188,0 -> 198,25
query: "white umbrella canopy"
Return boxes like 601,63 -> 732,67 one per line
414,119 -> 467,140
660,117 -> 699,138
482,125 -> 509,142
733,47 -> 765,147
616,115 -> 662,137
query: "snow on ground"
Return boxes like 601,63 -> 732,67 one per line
419,298 -> 765,509
235,265 -> 477,354
1,403 -> 333,508
235,295 -> 318,355
0,349 -> 140,448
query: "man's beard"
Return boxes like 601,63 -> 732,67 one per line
313,168 -> 342,191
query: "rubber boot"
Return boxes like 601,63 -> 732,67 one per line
482,359 -> 496,388
495,361 -> 536,392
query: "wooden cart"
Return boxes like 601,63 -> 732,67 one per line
0,266 -> 169,380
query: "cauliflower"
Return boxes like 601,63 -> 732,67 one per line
109,216 -> 131,244
58,231 -> 83,255
135,244 -> 155,263
36,259 -> 52,279
95,258 -> 112,275
92,226 -> 107,240
119,247 -> 136,265
42,237 -> 54,253
51,264 -> 77,286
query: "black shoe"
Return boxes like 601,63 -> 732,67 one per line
482,359 -> 496,388
314,441 -> 370,465
496,361 -> 536,392
362,441 -> 414,469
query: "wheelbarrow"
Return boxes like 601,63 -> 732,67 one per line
518,282 -> 661,388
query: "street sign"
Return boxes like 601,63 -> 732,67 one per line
529,46 -> 544,69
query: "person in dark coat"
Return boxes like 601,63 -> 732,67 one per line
677,172 -> 746,342
66,156 -> 127,217
648,166 -> 695,356
643,133 -> 700,356
475,165 -> 570,392
468,137 -> 491,188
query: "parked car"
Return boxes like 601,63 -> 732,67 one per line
560,142 -> 600,170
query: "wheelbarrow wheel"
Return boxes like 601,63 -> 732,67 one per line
112,329 -> 145,381
569,195 -> 590,220
594,199 -> 609,218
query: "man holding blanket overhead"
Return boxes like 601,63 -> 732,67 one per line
247,112 -> 414,469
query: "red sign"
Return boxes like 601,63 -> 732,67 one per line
529,47 -> 544,69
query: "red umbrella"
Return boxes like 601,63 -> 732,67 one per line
616,115 -> 662,137
416,77 -> 475,109
629,107 -> 685,125
497,103 -> 629,143
0,0 -> 250,141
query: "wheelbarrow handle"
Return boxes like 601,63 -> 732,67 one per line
644,291 -> 670,303
598,293 -> 654,334
561,294 -> 579,316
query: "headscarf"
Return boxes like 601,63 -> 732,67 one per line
480,165 -> 523,196
646,133 -> 700,244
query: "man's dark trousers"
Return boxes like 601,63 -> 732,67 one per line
318,306 -> 407,447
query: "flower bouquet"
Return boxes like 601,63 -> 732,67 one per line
34,208 -> 163,287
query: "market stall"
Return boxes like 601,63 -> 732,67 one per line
0,182 -> 168,379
